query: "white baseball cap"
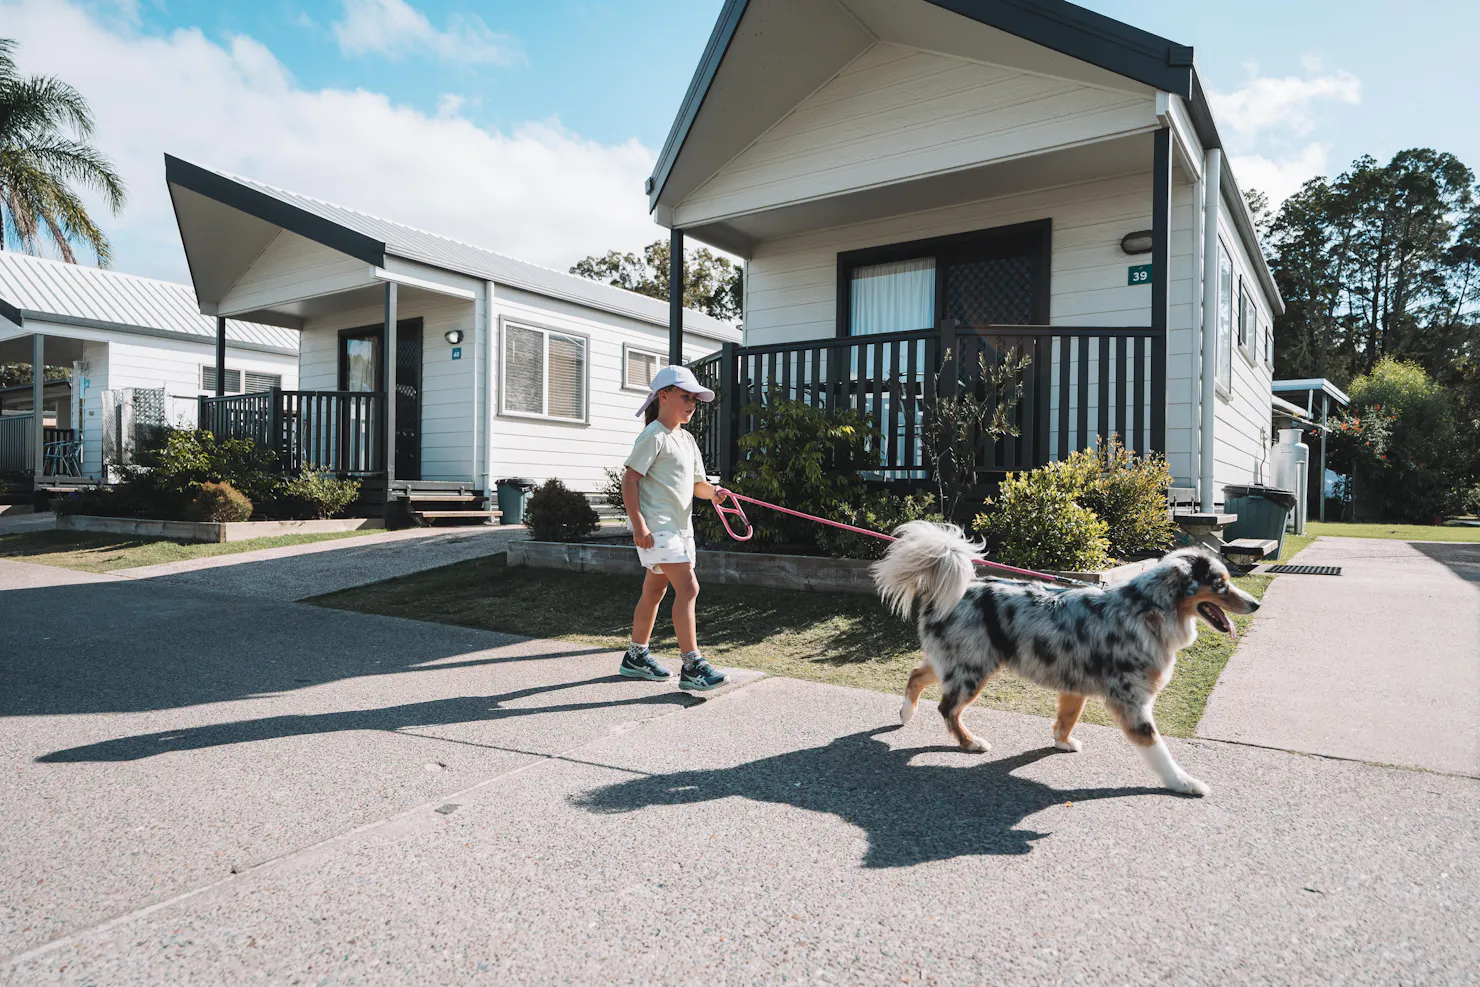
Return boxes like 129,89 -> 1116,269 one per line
635,364 -> 716,417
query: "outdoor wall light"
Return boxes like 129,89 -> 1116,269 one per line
1120,230 -> 1154,255
444,330 -> 465,345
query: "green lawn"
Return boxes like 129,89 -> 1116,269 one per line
0,529 -> 375,573
310,544 -> 1296,738
1305,521 -> 1480,542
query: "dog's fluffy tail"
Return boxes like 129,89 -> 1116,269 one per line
871,520 -> 979,620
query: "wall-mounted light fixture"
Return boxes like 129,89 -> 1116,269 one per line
444,329 -> 465,345
1120,230 -> 1154,255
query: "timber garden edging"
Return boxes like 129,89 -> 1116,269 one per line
55,514 -> 384,544
507,540 -> 1155,595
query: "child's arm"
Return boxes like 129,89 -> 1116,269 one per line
623,467 -> 654,549
693,481 -> 725,504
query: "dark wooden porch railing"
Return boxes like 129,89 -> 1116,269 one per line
689,320 -> 1165,486
0,416 -> 77,474
199,389 -> 385,474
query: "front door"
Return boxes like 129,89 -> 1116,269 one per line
339,319 -> 422,480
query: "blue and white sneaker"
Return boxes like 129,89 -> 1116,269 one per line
679,655 -> 728,692
619,645 -> 671,681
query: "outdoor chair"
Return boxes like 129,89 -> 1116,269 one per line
43,437 -> 83,477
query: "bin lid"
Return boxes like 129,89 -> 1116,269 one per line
497,477 -> 536,489
1223,484 -> 1297,509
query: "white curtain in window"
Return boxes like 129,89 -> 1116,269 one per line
1217,246 -> 1233,391
850,257 -> 935,335
343,338 -> 378,393
504,324 -> 544,414
547,333 -> 586,420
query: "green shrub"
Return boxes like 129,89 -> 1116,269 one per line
694,395 -> 877,553
973,465 -> 1110,572
1065,437 -> 1175,558
1344,358 -> 1463,521
185,481 -> 253,522
815,491 -> 944,561
601,466 -> 627,521
1463,483 -> 1480,517
148,428 -> 283,506
524,478 -> 600,542
278,472 -> 362,519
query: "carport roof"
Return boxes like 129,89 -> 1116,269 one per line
0,250 -> 297,354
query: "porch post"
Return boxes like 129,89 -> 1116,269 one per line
383,281 -> 398,484
717,341 -> 737,479
668,228 -> 684,365
31,332 -> 44,479
215,316 -> 227,397
1149,127 -> 1171,458
1318,391 -> 1329,522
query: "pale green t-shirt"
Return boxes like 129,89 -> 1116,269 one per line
624,421 -> 707,536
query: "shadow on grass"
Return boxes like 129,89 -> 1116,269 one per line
572,726 -> 1168,867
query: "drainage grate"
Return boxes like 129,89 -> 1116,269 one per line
1264,564 -> 1342,576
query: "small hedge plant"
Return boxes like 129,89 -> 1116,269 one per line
279,472 -> 362,519
601,466 -> 627,521
185,481 -> 253,522
1058,437 -> 1175,559
974,465 -> 1111,572
524,478 -> 600,542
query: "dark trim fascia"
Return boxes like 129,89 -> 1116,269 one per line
11,310 -> 297,357
646,0 -> 750,212
0,296 -> 23,327
834,218 -> 1052,337
924,0 -> 1192,96
165,154 -> 386,268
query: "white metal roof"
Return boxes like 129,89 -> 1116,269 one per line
0,250 -> 298,353
175,159 -> 740,343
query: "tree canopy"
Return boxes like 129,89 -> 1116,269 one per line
570,239 -> 742,324
0,37 -> 125,265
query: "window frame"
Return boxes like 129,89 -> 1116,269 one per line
834,218 -> 1052,337
200,365 -> 243,394
621,343 -> 669,393
1238,277 -> 1260,366
1216,240 -> 1234,398
497,317 -> 591,425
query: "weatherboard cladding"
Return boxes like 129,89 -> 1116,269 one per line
0,251 -> 297,352
170,158 -> 737,343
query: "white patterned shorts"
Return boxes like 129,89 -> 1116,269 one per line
636,531 -> 698,574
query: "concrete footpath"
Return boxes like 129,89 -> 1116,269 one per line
2,560 -> 1477,984
1200,537 -> 1480,776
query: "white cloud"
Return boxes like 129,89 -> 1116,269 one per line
1228,144 -> 1332,206
332,0 -> 523,66
1208,66 -> 1361,139
1,0 -> 664,284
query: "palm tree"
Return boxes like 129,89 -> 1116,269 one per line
0,38 -> 125,265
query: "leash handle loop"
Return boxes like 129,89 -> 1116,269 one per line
711,488 -> 754,542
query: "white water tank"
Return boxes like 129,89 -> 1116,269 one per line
1270,428 -> 1311,534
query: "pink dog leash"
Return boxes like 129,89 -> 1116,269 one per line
712,488 -> 1088,587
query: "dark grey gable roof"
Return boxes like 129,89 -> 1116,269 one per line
648,0 -> 1218,213
166,156 -> 738,342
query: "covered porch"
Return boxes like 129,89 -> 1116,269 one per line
0,329 -> 84,486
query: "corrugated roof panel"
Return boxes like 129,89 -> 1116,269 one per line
0,251 -> 297,351
190,163 -> 739,343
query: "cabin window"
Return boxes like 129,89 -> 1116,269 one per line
838,221 -> 1047,336
1264,323 -> 1273,367
341,335 -> 381,392
623,345 -> 668,390
244,371 -> 282,393
1217,243 -> 1233,394
501,321 -> 588,423
1239,279 -> 1258,361
200,366 -> 242,393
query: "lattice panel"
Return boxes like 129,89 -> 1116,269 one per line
944,254 -> 1035,326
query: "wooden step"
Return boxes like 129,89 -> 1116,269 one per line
411,509 -> 502,526
1222,537 -> 1278,561
406,493 -> 483,503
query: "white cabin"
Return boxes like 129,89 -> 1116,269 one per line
0,251 -> 297,483
650,0 -> 1283,510
163,157 -> 739,514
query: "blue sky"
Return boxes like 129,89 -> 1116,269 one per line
7,0 -> 1479,283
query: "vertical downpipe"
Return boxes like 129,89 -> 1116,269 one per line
1199,150 -> 1223,512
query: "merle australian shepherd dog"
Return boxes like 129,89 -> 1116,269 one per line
872,521 -> 1259,796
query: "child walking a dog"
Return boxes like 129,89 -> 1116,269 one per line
619,365 -> 729,692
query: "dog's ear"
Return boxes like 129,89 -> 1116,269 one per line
1187,552 -> 1213,589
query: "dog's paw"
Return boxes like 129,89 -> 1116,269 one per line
963,737 -> 990,753
899,701 -> 916,725
1053,737 -> 1082,753
1168,775 -> 1211,797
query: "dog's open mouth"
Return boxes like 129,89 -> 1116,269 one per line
1196,601 -> 1236,640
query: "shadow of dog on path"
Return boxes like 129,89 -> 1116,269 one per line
571,727 -> 1166,868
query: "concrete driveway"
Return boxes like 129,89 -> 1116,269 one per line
1200,536 -> 1480,776
2,557 -> 1476,984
